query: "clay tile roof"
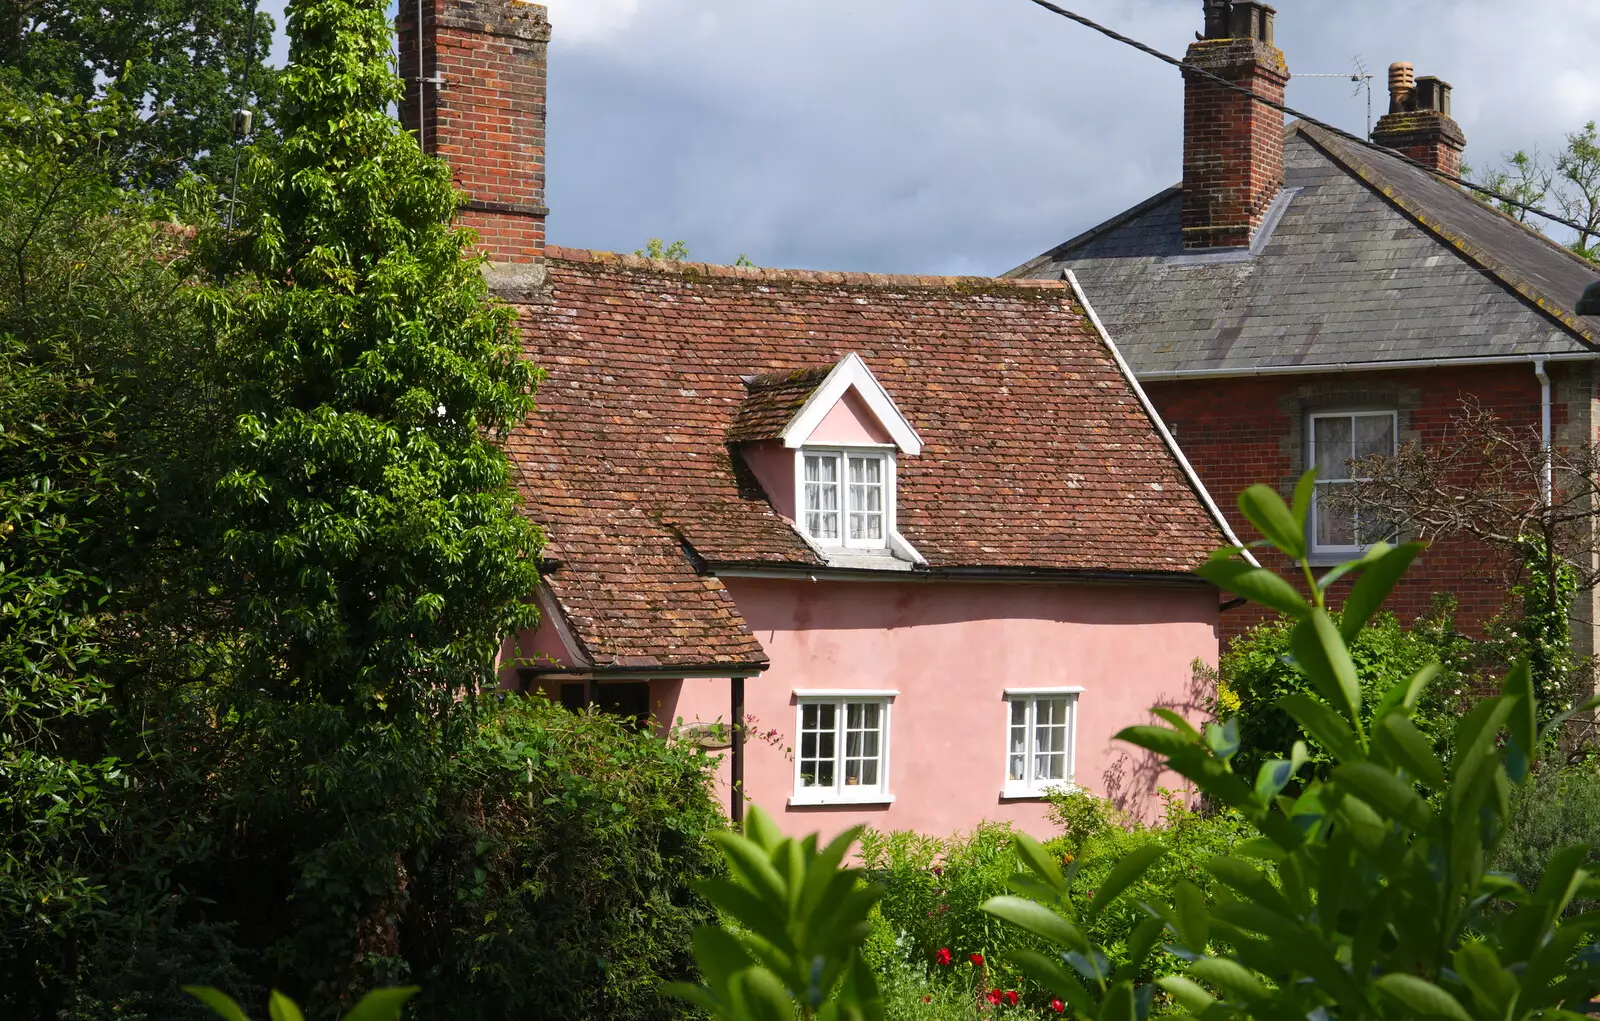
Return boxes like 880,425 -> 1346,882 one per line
725,366 -> 833,443
504,246 -> 1229,671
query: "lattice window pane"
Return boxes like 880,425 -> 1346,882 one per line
1008,699 -> 1027,782
847,455 -> 885,542
804,454 -> 840,540
1008,694 -> 1075,790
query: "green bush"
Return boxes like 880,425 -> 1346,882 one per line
1494,760 -> 1600,895
407,696 -> 726,1021
858,792 -> 1246,1011
985,475 -> 1600,1021
1217,599 -> 1473,780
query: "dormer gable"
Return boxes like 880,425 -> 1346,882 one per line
730,354 -> 924,565
779,353 -> 922,455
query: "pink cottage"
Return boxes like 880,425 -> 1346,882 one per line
398,0 -> 1236,837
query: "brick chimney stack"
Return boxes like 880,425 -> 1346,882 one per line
1182,1 -> 1290,250
1371,62 -> 1466,177
397,0 -> 549,264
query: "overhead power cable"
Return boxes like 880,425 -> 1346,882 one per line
1022,0 -> 1592,238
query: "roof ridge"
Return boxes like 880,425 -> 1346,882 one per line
1296,123 -> 1600,347
544,245 -> 1075,291
1003,186 -> 1183,278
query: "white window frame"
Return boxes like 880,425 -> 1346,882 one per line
790,691 -> 896,806
1307,410 -> 1398,559
1002,687 -> 1083,799
795,446 -> 896,550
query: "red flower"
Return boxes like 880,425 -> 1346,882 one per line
970,953 -> 985,966
986,989 -> 1004,1005
1005,991 -> 1020,1006
1052,1000 -> 1066,1014
935,947 -> 953,966
923,996 -> 932,1004
932,865 -> 943,876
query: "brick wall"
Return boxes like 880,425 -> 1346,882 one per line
1372,110 -> 1467,177
1181,36 -> 1289,250
397,0 -> 549,263
1149,365 -> 1561,642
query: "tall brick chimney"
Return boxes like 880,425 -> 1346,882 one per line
1371,62 -> 1466,177
1182,1 -> 1290,250
397,0 -> 549,264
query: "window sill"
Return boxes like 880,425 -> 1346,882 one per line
788,792 -> 896,808
1306,550 -> 1369,568
1000,783 -> 1078,802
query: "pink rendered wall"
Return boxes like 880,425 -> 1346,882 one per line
807,388 -> 893,445
739,441 -> 796,520
664,578 -> 1220,841
496,596 -> 577,688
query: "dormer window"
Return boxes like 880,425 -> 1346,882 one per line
801,449 -> 891,547
729,353 -> 924,566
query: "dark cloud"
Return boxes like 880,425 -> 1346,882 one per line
266,0 -> 1599,273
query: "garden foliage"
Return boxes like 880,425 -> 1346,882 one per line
686,472 -> 1600,1021
1216,601 -> 1473,781
858,797 -> 1246,1011
0,2 -> 729,1017
989,472 -> 1600,1021
666,805 -> 885,1021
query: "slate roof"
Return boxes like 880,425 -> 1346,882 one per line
1009,122 -> 1600,376
503,247 -> 1230,672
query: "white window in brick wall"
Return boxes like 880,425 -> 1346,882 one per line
800,450 -> 890,548
1309,411 -> 1398,557
792,693 -> 894,805
1003,689 -> 1080,798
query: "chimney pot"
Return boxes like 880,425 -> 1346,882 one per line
1373,64 -> 1466,177
1227,2 -> 1275,45
1416,76 -> 1452,116
1387,62 -> 1416,113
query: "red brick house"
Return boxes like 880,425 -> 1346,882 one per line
396,0 -> 1242,832
1010,1 -> 1600,657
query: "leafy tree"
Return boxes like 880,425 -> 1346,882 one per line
0,0 -> 280,188
1472,122 -> 1600,262
0,82 -> 221,1017
182,0 -> 542,998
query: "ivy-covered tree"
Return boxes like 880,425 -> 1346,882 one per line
190,0 -> 542,995
0,0 -> 280,187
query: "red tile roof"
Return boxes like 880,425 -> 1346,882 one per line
725,367 -> 832,443
505,247 -> 1226,671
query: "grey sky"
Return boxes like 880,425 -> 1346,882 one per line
264,0 -> 1600,274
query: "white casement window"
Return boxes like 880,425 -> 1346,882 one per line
1003,689 -> 1080,798
800,450 -> 891,548
792,692 -> 895,805
1309,411 -> 1398,557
